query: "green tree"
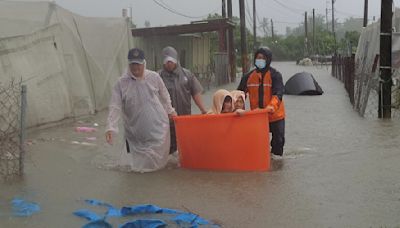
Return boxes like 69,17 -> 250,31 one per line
205,13 -> 361,62
338,30 -> 360,54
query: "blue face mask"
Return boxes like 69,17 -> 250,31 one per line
255,59 -> 266,69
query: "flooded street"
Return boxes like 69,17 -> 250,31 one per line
1,62 -> 400,227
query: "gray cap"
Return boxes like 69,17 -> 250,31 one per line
162,46 -> 178,64
128,48 -> 145,64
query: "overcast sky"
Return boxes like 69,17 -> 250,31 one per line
53,0 -> 400,34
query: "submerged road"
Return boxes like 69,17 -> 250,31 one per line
1,62 -> 399,227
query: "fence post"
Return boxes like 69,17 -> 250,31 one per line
343,57 -> 346,86
340,56 -> 342,81
342,56 -> 345,82
214,52 -> 229,86
19,85 -> 27,175
350,54 -> 355,105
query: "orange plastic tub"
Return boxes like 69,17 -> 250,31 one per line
173,109 -> 270,171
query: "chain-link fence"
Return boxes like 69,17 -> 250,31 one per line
332,54 -> 400,118
388,68 -> 400,118
192,53 -> 231,92
191,64 -> 214,91
214,52 -> 230,86
0,80 -> 26,180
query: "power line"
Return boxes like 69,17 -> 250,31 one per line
257,0 -> 298,20
270,0 -> 304,15
245,14 -> 253,29
249,0 -> 265,26
245,0 -> 254,22
255,9 -> 262,24
274,20 -> 301,25
244,0 -> 254,29
163,0 -> 220,17
152,0 -> 219,19
152,0 -> 201,18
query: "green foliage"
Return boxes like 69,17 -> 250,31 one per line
257,15 -> 361,60
338,30 -> 361,54
204,13 -> 361,62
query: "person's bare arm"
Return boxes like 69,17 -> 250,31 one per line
193,93 -> 207,114
157,73 -> 176,116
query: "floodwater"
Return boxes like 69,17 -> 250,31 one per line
1,62 -> 400,227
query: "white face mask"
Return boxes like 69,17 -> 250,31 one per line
255,59 -> 266,69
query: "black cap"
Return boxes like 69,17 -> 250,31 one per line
128,48 -> 145,64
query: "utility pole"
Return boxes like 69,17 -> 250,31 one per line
305,11 -> 308,57
253,0 -> 257,51
332,0 -> 337,54
271,19 -> 274,40
363,0 -> 368,27
129,5 -> 133,27
313,8 -> 315,55
304,11 -> 309,57
239,0 -> 249,74
326,1 -> 329,31
378,0 -> 393,118
222,0 -> 226,18
227,0 -> 236,82
262,17 -> 268,37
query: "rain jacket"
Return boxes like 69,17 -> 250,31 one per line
238,67 -> 285,122
207,89 -> 233,114
230,90 -> 246,110
158,64 -> 203,115
106,68 -> 175,172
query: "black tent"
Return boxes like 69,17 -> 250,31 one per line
284,72 -> 323,95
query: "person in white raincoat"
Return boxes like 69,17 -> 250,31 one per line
105,48 -> 176,172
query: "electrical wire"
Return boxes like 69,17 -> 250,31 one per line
245,0 -> 253,22
270,0 -> 304,15
274,20 -> 302,25
152,0 -> 219,19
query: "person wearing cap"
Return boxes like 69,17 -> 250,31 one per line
237,47 -> 286,158
158,46 -> 207,154
105,48 -> 177,172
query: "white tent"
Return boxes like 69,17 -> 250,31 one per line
0,1 -> 134,127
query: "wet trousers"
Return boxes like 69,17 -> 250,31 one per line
169,120 -> 177,154
269,119 -> 285,156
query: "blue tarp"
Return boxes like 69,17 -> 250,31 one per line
121,204 -> 183,216
73,199 -> 219,228
11,198 -> 41,217
73,209 -> 102,221
82,220 -> 113,228
119,219 -> 166,228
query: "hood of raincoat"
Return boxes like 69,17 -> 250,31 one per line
162,46 -> 178,64
208,89 -> 233,114
230,90 -> 245,103
254,47 -> 272,71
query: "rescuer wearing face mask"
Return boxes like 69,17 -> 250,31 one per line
237,47 -> 286,159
